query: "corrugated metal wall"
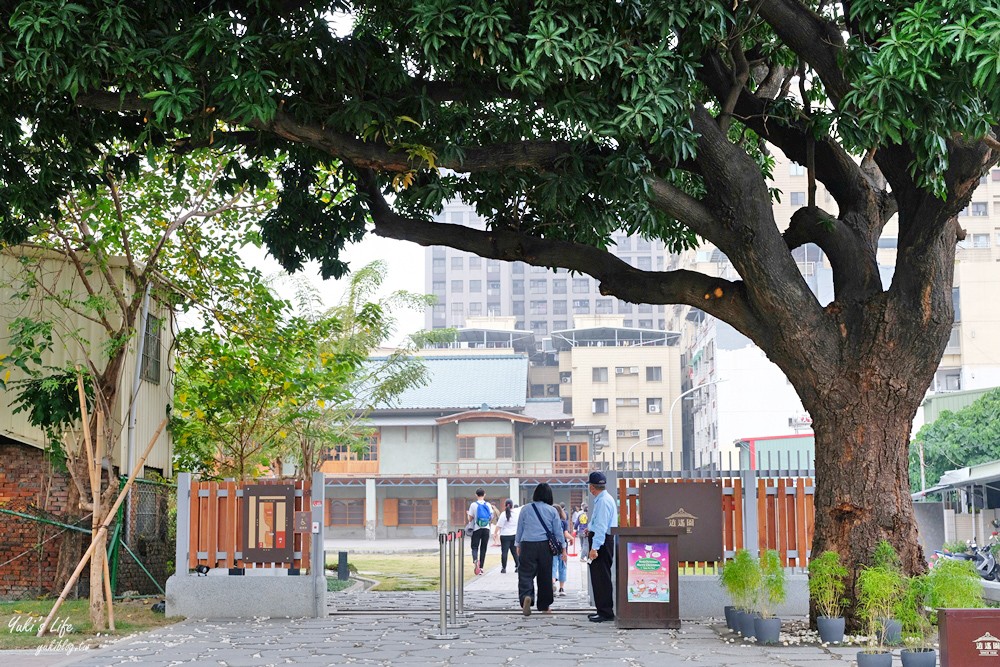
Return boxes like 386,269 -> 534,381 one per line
0,247 -> 173,476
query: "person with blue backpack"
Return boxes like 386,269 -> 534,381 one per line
467,488 -> 496,575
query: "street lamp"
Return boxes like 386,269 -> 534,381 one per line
623,435 -> 663,470
668,379 -> 725,469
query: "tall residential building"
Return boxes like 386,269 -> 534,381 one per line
425,200 -> 670,335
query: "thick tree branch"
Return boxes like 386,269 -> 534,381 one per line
356,170 -> 762,335
756,0 -> 850,105
643,176 -> 725,240
783,207 -> 882,300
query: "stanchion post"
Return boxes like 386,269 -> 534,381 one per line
458,529 -> 472,617
427,533 -> 457,640
448,530 -> 467,628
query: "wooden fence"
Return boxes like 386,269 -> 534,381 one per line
618,476 -> 815,570
187,478 -> 312,571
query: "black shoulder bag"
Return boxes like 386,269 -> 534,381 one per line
530,503 -> 562,556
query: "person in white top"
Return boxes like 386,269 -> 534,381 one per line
494,499 -> 520,573
467,488 -> 495,575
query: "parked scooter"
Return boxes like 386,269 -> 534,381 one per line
933,519 -> 1000,580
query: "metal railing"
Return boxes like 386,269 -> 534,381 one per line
435,460 -> 591,477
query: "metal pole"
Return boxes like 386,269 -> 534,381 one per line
448,530 -> 467,628
458,529 -> 472,617
427,533 -> 457,640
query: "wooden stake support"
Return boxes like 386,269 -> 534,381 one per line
36,417 -> 167,637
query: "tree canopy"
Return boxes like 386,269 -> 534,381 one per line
911,389 -> 1000,492
4,0 -> 1000,617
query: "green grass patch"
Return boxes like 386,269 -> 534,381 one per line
0,599 -> 178,650
325,554 -> 480,591
326,578 -> 354,592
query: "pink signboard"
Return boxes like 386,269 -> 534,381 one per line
626,542 -> 671,603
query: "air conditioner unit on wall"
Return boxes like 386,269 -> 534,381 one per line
649,405 -> 661,413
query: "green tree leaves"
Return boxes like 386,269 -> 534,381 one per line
911,389 -> 1000,490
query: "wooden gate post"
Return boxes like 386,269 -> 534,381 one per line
740,460 -> 759,557
175,472 -> 191,575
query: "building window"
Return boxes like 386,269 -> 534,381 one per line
646,366 -> 662,381
635,238 -> 651,252
495,436 -> 513,458
573,299 -> 590,314
638,319 -> 653,328
469,257 -> 482,269
562,397 -> 573,413
790,192 -> 806,207
573,278 -> 590,293
512,280 -> 524,295
953,287 -> 960,322
469,280 -> 482,293
432,281 -> 445,293
458,437 -> 476,458
468,302 -> 483,315
615,366 -> 639,376
972,233 -> 991,248
398,499 -> 433,525
530,264 -> 547,273
593,367 -> 608,382
647,397 -> 663,414
530,321 -> 548,335
618,299 -> 633,314
646,429 -> 664,446
616,397 -> 640,406
638,303 -> 653,313
790,162 -> 806,176
451,280 -> 464,293
596,299 -> 613,314
512,262 -> 525,274
432,257 -> 445,271
529,279 -> 546,294
530,384 -> 545,398
487,280 -> 501,295
637,256 -> 652,271
592,398 -> 609,414
487,259 -> 501,272
552,279 -> 567,294
451,257 -> 463,269
451,303 -> 464,317
971,202 -> 988,216
140,316 -> 162,384
553,300 -> 567,314
328,499 -> 365,526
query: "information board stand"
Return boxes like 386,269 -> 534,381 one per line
611,527 -> 681,629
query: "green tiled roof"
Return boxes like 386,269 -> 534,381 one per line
372,355 -> 528,411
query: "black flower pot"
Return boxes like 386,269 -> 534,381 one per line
816,616 -> 845,644
878,618 -> 903,646
900,648 -> 937,667
856,650 -> 893,667
754,616 -> 781,645
723,605 -> 738,631
736,611 -> 759,639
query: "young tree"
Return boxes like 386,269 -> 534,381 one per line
4,1 -> 1000,618
0,149 -> 276,627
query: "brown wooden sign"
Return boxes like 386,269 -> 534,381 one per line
638,481 -> 723,562
242,484 -> 295,563
612,527 -> 681,629
940,608 -> 1000,666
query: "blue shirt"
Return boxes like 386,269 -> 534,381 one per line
514,502 -> 566,550
588,489 -> 618,551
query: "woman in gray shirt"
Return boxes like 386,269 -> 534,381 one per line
514,483 -> 567,616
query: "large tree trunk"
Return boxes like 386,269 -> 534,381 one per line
795,289 -> 952,629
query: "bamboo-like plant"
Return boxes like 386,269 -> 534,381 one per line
757,549 -> 786,619
857,542 -> 906,649
723,549 -> 761,613
808,550 -> 848,619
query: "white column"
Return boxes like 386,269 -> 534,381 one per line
365,478 -> 377,540
438,478 -> 449,534
509,477 -> 519,505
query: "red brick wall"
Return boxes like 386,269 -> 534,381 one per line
0,442 -> 74,599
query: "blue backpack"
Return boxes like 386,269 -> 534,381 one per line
475,501 -> 492,528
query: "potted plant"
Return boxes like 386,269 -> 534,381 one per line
719,558 -> 740,631
808,550 -> 848,643
726,549 -> 761,639
925,556 -> 984,610
856,541 -> 906,667
897,574 -> 936,667
753,549 -> 786,644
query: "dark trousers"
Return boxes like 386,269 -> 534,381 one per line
499,534 -> 519,570
588,533 -> 614,618
517,540 -> 554,612
471,528 -> 490,565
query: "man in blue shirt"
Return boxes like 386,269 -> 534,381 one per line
586,470 -> 618,622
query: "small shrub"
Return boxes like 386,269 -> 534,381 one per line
721,549 -> 761,613
808,550 -> 848,618
758,549 -> 786,619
